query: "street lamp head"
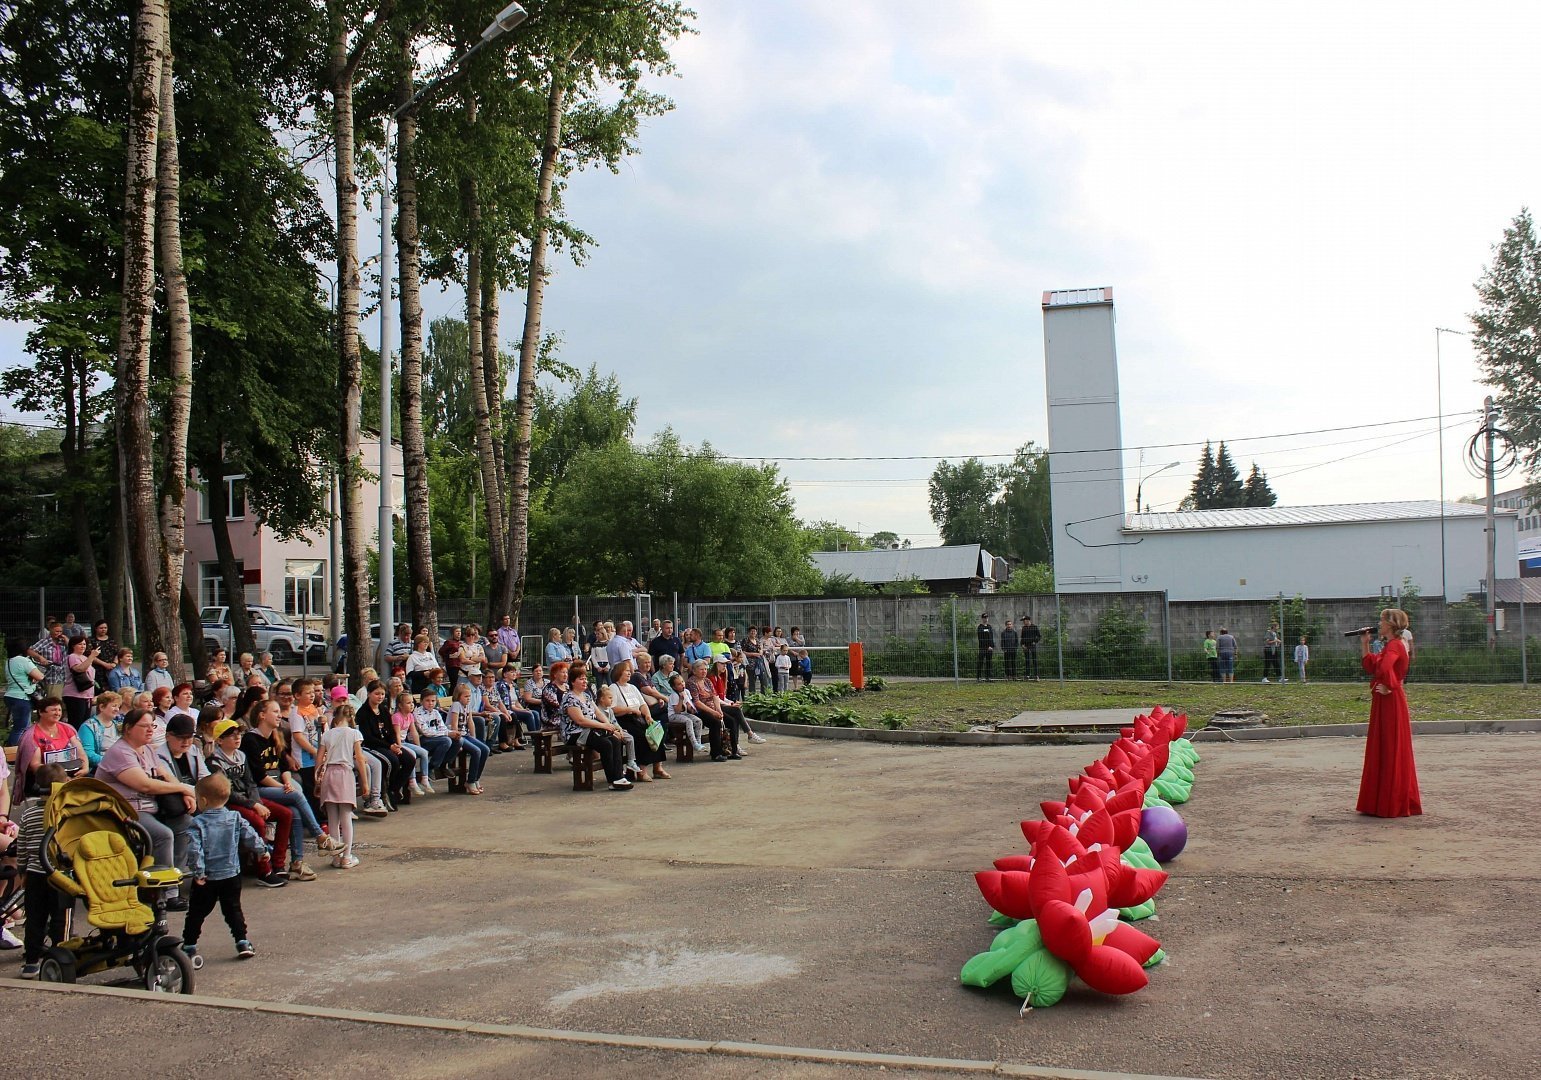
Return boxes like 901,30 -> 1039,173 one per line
482,2 -> 528,40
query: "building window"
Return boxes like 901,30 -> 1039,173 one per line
285,559 -> 327,617
197,475 -> 247,522
200,561 -> 243,608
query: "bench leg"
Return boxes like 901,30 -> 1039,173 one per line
571,747 -> 595,792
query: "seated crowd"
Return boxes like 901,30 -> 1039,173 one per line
0,614 -> 805,972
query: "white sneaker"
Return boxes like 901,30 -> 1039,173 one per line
0,925 -> 20,950
421,778 -> 435,794
692,741 -> 706,753
748,733 -> 766,744
409,780 -> 424,796
1260,678 -> 1269,684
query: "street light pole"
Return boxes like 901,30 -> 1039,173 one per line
376,2 -> 528,668
1134,460 -> 1181,515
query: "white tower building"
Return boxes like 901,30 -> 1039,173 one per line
1042,287 -> 1128,592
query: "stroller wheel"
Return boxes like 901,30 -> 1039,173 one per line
145,941 -> 195,994
38,947 -> 76,984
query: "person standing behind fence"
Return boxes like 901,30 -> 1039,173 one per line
1293,636 -> 1310,683
1261,622 -> 1282,683
1000,620 -> 1019,681
1216,627 -> 1238,683
975,614 -> 996,682
1020,617 -> 1041,681
1204,631 -> 1219,682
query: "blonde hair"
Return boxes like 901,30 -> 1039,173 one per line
1380,608 -> 1410,634
330,702 -> 357,728
196,772 -> 231,811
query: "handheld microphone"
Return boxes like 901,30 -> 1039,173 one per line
1343,626 -> 1377,637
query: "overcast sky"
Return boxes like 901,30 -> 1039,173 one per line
519,0 -> 1540,545
7,0 -> 1536,549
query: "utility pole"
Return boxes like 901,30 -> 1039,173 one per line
1485,395 -> 1498,649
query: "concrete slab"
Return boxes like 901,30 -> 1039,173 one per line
997,707 -> 1156,732
4,733 -> 1536,1079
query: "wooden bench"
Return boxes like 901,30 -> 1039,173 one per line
2,745 -> 15,767
668,721 -> 694,763
449,747 -> 472,794
531,729 -> 558,775
568,743 -> 602,792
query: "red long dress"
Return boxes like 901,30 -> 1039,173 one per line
1357,637 -> 1421,817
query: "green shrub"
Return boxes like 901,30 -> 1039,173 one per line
879,710 -> 908,729
825,707 -> 859,727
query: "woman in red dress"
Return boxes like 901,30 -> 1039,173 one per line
1357,608 -> 1421,817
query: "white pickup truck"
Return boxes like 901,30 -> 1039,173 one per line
200,605 -> 329,664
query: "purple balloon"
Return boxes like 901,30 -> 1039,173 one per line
1139,805 -> 1187,863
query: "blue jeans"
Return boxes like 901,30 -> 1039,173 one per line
456,735 -> 490,783
259,784 -> 321,863
401,741 -> 431,780
420,735 -> 454,770
508,708 -> 538,738
4,696 -> 31,746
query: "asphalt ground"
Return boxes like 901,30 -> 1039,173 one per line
4,730 -> 1538,1079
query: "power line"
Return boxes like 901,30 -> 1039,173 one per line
718,410 -> 1481,463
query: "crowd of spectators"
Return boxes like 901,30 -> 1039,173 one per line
0,612 -> 812,970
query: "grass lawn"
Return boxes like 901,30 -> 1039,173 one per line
838,678 -> 1541,732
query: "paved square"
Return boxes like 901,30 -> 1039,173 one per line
7,731 -> 1538,1078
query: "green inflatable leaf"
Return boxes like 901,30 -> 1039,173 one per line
1120,899 -> 1157,921
961,920 -> 1044,988
1010,948 -> 1071,1008
987,910 -> 1019,928
1144,947 -> 1166,968
1143,788 -> 1171,809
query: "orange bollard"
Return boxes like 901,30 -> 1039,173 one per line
848,642 -> 865,690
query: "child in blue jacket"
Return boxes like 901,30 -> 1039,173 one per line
183,772 -> 266,963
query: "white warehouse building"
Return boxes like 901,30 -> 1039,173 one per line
1041,288 -> 1516,602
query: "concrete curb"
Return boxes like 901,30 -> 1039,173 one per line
1190,717 -> 1541,742
0,980 -> 1207,1080
756,716 -> 1541,746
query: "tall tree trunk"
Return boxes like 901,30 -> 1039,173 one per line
396,49 -> 437,642
463,171 -> 507,613
179,576 -> 207,677
331,12 -> 371,685
497,69 -> 567,626
480,261 -> 507,626
203,443 -> 255,657
154,17 -> 193,673
62,353 -> 104,622
116,0 -> 167,671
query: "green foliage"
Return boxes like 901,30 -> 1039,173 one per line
1084,605 -> 1159,679
1000,563 -> 1054,594
1445,601 -> 1488,646
820,572 -> 873,598
1397,576 -> 1423,624
1472,207 -> 1541,474
804,521 -> 868,552
926,444 -> 1052,564
530,429 -> 819,597
878,710 -> 908,729
1183,441 -> 1272,510
824,706 -> 859,727
878,575 -> 929,596
863,676 -> 887,691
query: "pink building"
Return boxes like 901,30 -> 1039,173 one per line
184,440 -> 403,620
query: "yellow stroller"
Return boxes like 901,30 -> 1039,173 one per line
34,777 -> 193,992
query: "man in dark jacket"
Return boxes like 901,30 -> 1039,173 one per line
1020,616 -> 1042,681
1000,619 -> 1019,680
976,614 -> 995,682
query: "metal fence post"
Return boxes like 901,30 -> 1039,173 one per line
1163,591 -> 1173,682
1521,594 -> 1528,686
1055,592 -> 1065,684
951,597 -> 959,685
